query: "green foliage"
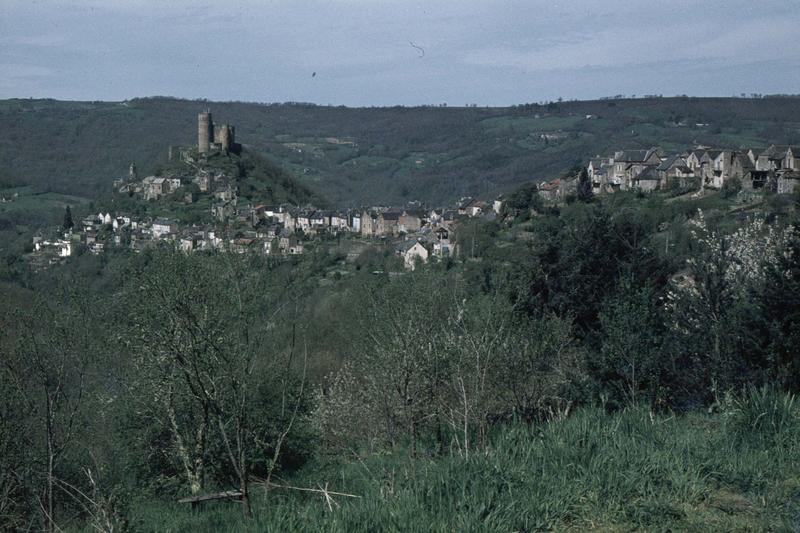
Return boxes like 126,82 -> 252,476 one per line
577,166 -> 593,203
721,385 -> 799,446
598,281 -> 664,406
1,160 -> 799,529
131,407 -> 800,532
720,176 -> 742,198
116,249 -> 314,504
62,205 -> 74,230
3,96 -> 800,206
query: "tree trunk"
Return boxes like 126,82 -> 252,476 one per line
47,449 -> 54,533
240,473 -> 252,519
45,396 -> 55,533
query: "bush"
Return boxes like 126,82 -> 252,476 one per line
722,385 -> 798,446
720,177 -> 742,198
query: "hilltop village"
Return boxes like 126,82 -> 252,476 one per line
540,144 -> 798,201
30,111 -> 800,270
31,112 -> 502,270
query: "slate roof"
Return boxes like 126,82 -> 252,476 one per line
634,167 -> 660,181
763,145 -> 793,159
396,240 -> 422,253
617,150 -> 650,162
735,154 -> 754,169
657,155 -> 684,171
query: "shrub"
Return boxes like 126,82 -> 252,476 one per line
720,177 -> 742,198
722,385 -> 798,445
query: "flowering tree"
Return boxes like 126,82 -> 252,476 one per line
664,210 -> 795,396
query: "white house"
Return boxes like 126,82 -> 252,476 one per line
152,218 -> 177,239
397,240 -> 429,270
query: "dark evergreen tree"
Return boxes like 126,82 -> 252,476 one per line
577,167 -> 593,203
63,205 -> 74,231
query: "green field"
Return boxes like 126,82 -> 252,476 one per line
0,187 -> 91,225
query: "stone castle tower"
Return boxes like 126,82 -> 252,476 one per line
198,111 -> 213,153
197,111 -> 237,154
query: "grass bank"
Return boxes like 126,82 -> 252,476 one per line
125,394 -> 800,532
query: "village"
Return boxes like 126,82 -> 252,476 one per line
31,196 -> 499,270
29,112 -> 510,270
540,144 -> 798,201
30,110 -> 799,271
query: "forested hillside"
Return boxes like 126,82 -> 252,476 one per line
2,96 -> 800,206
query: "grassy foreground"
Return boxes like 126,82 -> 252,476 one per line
124,394 -> 800,532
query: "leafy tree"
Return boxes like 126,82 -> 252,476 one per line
762,229 -> 800,390
720,177 -> 742,198
598,280 -> 663,406
492,311 -> 585,421
663,212 -> 794,398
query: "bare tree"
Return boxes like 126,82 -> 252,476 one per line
2,290 -> 95,532
124,249 -> 305,518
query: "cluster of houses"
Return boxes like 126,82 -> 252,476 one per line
31,194 -> 507,270
539,144 -> 799,201
586,144 -> 798,195
113,162 -> 224,203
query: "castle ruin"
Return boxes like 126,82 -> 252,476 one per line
197,111 -> 240,154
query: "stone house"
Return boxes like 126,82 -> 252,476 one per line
758,145 -> 796,172
166,178 -> 182,193
310,211 -> 327,229
432,226 -> 454,258
777,171 -> 800,195
193,174 -> 210,192
469,201 -> 487,217
632,167 -> 661,192
588,157 -> 614,194
396,239 -> 429,270
330,212 -> 349,231
350,211 -> 362,233
152,218 -> 177,239
684,150 -> 704,173
705,151 -> 733,189
213,185 -> 235,202
657,155 -> 695,187
398,210 -> 423,234
538,176 -> 577,201
457,197 -> 475,216
295,211 -> 311,232
613,149 -> 662,190
360,211 -> 375,237
493,196 -> 504,214
212,202 -> 235,222
377,211 -> 401,236
731,153 -> 754,178
143,176 -> 166,200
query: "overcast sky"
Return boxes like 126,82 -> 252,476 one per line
2,0 -> 798,106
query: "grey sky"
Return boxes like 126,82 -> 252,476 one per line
1,0 -> 798,106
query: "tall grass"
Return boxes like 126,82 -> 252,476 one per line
722,385 -> 798,446
122,402 -> 800,532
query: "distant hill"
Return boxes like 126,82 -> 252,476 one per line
2,96 -> 800,206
